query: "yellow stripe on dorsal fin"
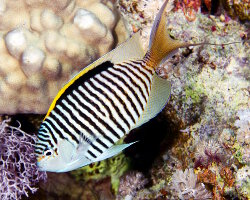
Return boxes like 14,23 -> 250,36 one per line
44,31 -> 144,120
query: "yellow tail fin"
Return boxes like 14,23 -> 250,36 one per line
144,0 -> 243,68
144,0 -> 187,68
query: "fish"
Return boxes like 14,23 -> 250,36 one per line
35,0 -> 239,172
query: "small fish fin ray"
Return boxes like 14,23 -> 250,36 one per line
57,156 -> 92,172
92,141 -> 138,162
44,31 -> 144,120
134,74 -> 171,129
145,0 -> 187,67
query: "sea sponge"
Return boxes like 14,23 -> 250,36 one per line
0,0 -> 127,114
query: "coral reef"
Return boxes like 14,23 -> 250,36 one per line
10,1 -> 248,199
235,166 -> 250,199
194,139 -> 226,168
117,1 -> 249,199
234,109 -> 250,164
0,0 -> 128,114
170,168 -> 212,199
0,119 -> 46,200
221,0 -> 250,21
117,171 -> 148,199
175,0 -> 201,21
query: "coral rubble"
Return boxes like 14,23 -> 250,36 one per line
0,0 -> 127,114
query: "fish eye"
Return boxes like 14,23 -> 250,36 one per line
43,148 -> 54,156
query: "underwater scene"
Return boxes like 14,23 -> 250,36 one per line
0,0 -> 249,199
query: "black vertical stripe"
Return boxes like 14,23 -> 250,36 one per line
88,80 -> 131,129
100,72 -> 140,117
96,138 -> 109,149
47,113 -> 78,144
39,128 -> 58,145
77,86 -> 106,116
93,77 -> 136,124
90,143 -> 103,153
124,61 -> 152,84
43,120 -> 66,141
82,84 -> 126,133
107,69 -> 145,108
36,142 -> 48,148
87,150 -> 97,158
37,135 -> 54,148
51,107 -> 80,144
113,65 -> 148,100
70,91 -> 121,139
132,60 -> 154,75
63,97 -> 115,145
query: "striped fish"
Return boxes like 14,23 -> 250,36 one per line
35,0 -> 202,172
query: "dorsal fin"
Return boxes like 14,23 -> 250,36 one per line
44,31 -> 144,119
133,74 -> 171,129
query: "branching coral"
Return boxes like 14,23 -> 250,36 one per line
0,0 -> 126,114
0,119 -> 46,200
170,168 -> 212,200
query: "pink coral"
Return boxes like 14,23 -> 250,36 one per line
0,119 -> 47,200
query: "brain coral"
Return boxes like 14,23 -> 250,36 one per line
0,0 -> 126,114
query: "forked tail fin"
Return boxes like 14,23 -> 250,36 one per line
144,0 -> 188,68
144,0 -> 243,69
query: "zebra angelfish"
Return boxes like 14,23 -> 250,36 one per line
35,0 -> 209,172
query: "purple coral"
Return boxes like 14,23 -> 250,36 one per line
118,171 -> 148,199
0,119 -> 47,200
170,168 -> 212,200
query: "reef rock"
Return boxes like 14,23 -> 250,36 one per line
0,0 -> 128,114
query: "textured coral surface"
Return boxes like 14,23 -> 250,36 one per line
0,0 -> 127,114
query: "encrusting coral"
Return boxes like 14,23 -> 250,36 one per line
0,0 -> 128,114
0,119 -> 46,200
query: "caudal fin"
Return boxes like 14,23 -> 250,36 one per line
144,0 -> 188,68
144,0 -> 243,68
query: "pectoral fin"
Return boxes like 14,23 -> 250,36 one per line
93,141 -> 138,162
134,74 -> 171,129
58,139 -> 76,163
